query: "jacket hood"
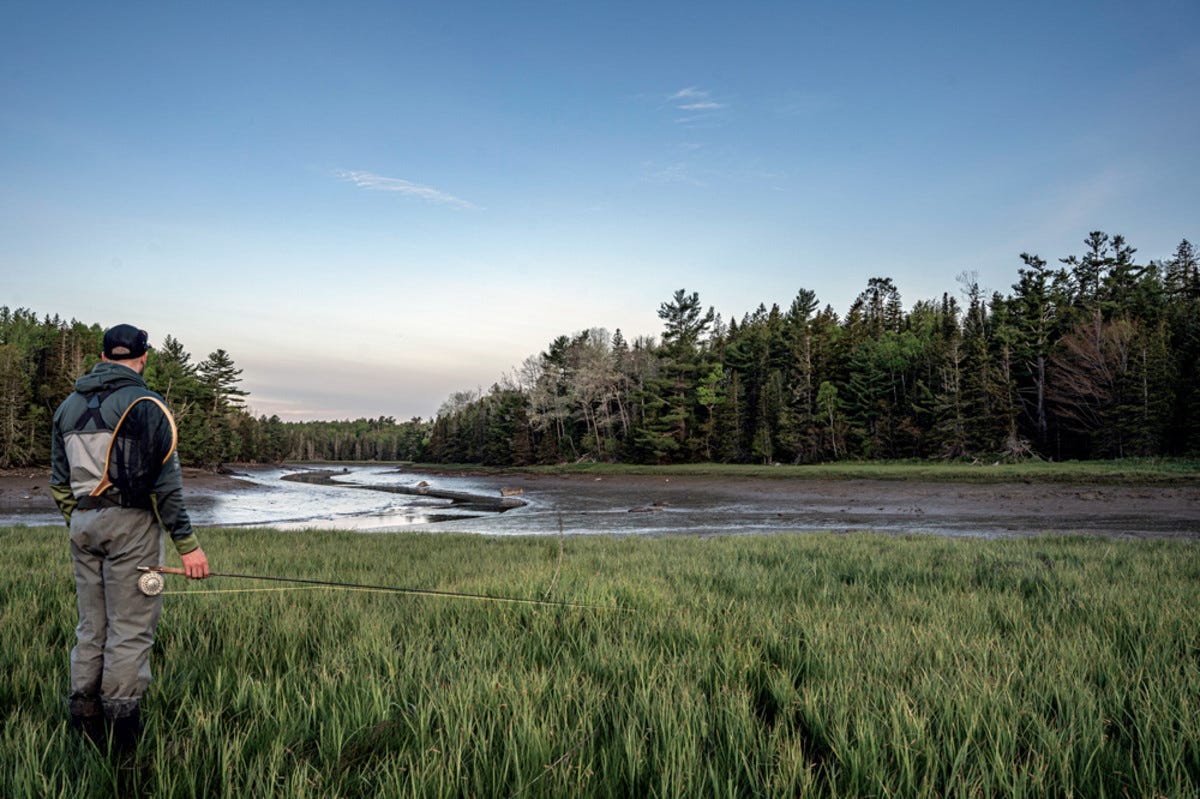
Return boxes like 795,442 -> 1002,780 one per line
73,361 -> 147,395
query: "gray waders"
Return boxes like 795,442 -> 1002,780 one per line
68,505 -> 164,751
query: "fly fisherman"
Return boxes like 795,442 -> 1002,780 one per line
50,323 -> 210,753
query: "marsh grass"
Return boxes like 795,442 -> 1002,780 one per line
1,525 -> 1198,797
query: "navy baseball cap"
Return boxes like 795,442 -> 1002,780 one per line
103,324 -> 150,359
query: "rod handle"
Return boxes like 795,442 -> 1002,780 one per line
138,566 -> 186,575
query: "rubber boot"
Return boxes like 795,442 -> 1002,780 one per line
108,707 -> 143,756
69,695 -> 106,747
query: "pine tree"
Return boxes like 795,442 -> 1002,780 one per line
197,349 -> 247,412
145,335 -> 211,466
0,344 -> 34,467
1061,231 -> 1111,309
1099,234 -> 1142,319
1123,319 -> 1173,455
958,274 -> 1005,454
632,290 -> 716,462
930,333 -> 969,458
815,381 -> 844,460
658,289 -> 715,355
777,290 -> 821,461
1008,253 -> 1060,451
1164,239 -> 1199,299
694,362 -> 725,461
1163,241 -> 1200,452
987,293 -> 1026,459
195,349 -> 249,467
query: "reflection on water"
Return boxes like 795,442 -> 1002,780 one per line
184,466 -> 1018,538
198,466 -> 513,531
0,466 -> 497,532
0,464 -> 933,536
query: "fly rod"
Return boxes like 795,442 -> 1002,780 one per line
136,566 -> 623,612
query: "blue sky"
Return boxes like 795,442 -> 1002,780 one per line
3,1 -> 1197,420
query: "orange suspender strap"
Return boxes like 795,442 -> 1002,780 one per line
89,396 -> 179,498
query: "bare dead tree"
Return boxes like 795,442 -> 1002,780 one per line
1046,311 -> 1135,455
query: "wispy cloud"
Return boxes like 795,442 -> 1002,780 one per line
667,87 -> 725,122
336,170 -> 480,210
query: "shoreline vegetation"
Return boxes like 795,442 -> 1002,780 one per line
317,457 -> 1200,486
428,457 -> 1200,485
3,526 -> 1197,797
7,236 -> 1200,476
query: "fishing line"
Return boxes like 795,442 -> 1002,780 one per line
137,566 -> 625,612
159,585 -> 330,596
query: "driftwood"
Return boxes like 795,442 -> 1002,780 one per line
281,470 -> 526,513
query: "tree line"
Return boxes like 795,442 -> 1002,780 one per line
3,231 -> 1197,470
429,233 -> 1200,465
0,308 -> 430,469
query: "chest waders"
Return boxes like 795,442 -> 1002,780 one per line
66,390 -> 178,753
79,393 -> 178,508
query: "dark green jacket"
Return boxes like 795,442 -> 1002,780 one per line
50,362 -> 199,555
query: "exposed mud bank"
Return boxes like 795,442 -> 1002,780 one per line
3,466 -> 1196,539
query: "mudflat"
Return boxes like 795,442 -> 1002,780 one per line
488,472 -> 1200,539
0,467 -> 248,513
3,466 -> 1196,539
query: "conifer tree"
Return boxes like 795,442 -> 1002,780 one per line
1008,253 -> 1060,449
815,381 -> 844,460
632,289 -> 715,462
776,290 -> 821,461
958,274 -> 1006,453
0,344 -> 34,467
145,335 -> 211,465
195,349 -> 249,466
1164,239 -> 1198,299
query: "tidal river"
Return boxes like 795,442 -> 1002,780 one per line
5,464 -> 1197,540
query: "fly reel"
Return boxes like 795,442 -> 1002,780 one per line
137,570 -> 165,596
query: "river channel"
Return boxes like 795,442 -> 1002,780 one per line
5,465 -> 1197,540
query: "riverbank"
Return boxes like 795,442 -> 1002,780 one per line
420,457 -> 1200,486
3,463 -> 1198,539
0,467 -> 249,514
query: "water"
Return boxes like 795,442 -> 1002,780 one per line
1,466 -> 506,531
199,466 -> 1004,538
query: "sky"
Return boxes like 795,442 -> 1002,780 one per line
2,1 -> 1197,421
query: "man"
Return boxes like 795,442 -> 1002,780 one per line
50,323 -> 210,752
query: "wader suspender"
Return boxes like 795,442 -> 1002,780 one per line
89,396 -> 179,498
76,388 -> 116,431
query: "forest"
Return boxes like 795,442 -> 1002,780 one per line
2,232 -> 1197,469
0,312 -> 425,469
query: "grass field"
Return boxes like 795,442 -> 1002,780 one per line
2,525 -> 1198,797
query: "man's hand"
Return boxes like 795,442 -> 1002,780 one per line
180,548 -> 210,579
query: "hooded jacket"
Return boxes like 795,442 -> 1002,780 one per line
50,361 -> 199,555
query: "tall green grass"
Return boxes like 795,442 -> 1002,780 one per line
2,525 -> 1198,797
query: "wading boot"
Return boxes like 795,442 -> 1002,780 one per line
108,707 -> 143,757
68,695 -> 105,747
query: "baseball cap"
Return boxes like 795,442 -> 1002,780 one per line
103,324 -> 150,359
